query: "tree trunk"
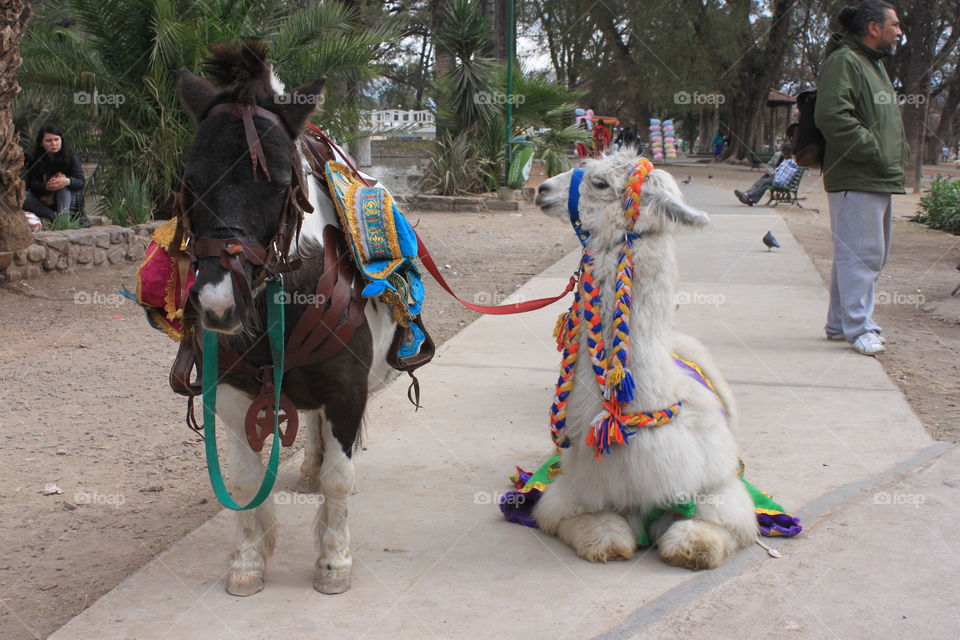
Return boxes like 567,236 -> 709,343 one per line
722,0 -> 796,160
934,78 -> 960,163
894,0 -> 938,191
0,0 -> 31,253
432,0 -> 454,139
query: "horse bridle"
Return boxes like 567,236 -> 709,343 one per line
168,101 -> 314,315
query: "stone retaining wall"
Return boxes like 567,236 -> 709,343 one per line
0,224 -> 155,282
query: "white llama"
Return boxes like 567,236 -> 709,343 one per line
532,149 -> 756,569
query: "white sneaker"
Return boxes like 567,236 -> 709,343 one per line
852,332 -> 885,356
828,332 -> 886,344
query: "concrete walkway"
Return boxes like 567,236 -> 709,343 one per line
52,186 -> 957,639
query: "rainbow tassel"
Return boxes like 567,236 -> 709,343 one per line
607,366 -> 635,404
586,411 -> 632,459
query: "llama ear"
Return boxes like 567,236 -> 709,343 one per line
649,190 -> 710,227
273,76 -> 326,136
177,68 -> 218,121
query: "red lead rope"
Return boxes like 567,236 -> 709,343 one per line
414,229 -> 577,314
307,122 -> 577,315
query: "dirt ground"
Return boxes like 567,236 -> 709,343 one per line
0,205 -> 579,640
663,162 -> 960,441
2,160 -> 958,639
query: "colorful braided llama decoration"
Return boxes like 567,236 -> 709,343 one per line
550,159 -> 682,459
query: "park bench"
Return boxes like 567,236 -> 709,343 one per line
764,167 -> 806,207
746,151 -> 775,170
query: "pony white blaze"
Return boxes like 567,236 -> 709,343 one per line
197,273 -> 235,319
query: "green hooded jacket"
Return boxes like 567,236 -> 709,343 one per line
814,32 -> 909,193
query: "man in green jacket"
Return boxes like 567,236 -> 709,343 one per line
814,0 -> 907,356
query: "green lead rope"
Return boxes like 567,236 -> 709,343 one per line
201,278 -> 286,510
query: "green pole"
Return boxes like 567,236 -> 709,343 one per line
504,0 -> 515,187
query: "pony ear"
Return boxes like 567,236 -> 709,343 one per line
177,68 -> 218,121
273,76 -> 326,136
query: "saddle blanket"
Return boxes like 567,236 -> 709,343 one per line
324,160 -> 426,359
499,455 -> 802,546
123,218 -> 193,341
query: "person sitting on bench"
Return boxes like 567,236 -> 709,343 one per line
734,142 -> 797,206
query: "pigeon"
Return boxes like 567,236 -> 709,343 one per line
680,175 -> 692,184
762,230 -> 780,251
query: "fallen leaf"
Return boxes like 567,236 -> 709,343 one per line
41,483 -> 63,495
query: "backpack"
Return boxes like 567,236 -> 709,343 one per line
790,90 -> 825,169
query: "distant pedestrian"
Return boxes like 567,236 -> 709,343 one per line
814,0 -> 907,356
593,119 -> 611,156
712,131 -> 724,157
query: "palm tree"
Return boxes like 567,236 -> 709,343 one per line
424,0 -> 587,195
0,1 -> 32,253
17,0 -> 394,224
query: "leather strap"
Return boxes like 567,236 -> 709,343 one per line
285,226 -> 368,369
170,325 -> 202,397
206,102 -> 288,181
387,316 -> 435,372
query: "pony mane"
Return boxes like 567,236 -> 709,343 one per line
202,39 -> 274,103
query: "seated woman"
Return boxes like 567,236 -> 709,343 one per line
734,141 -> 796,206
22,125 -> 88,227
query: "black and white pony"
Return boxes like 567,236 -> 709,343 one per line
177,42 -> 396,596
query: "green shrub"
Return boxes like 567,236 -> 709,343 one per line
913,176 -> 960,235
49,214 -> 83,231
100,170 -> 154,226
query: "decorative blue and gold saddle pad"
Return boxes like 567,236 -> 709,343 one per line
324,161 -> 418,297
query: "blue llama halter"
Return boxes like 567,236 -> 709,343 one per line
567,164 -> 650,247
567,168 -> 590,247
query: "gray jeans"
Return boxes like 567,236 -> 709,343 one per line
826,190 -> 892,341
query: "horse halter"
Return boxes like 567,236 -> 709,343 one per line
170,101 -> 314,316
567,158 -> 655,247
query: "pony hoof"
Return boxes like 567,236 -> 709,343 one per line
314,566 -> 351,594
226,572 -> 264,597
